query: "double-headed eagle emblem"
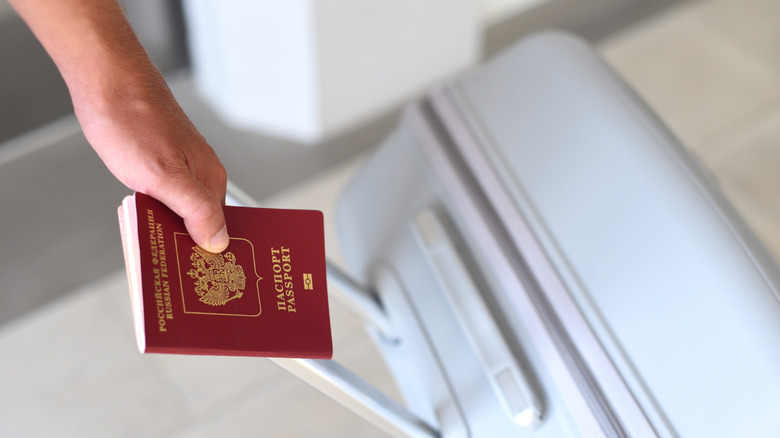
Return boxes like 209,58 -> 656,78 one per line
187,246 -> 247,306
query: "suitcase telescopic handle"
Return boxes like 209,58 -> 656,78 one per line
226,182 -> 439,438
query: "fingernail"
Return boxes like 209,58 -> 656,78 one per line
207,226 -> 229,253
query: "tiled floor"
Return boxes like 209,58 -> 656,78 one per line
3,0 -> 780,436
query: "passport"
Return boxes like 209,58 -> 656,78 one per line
117,192 -> 333,359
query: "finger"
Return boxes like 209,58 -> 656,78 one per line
149,173 -> 229,253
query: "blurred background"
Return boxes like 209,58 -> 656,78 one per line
1,0 -> 779,436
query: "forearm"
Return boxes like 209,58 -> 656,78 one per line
9,0 -> 174,123
11,0 -> 153,97
10,0 -> 230,253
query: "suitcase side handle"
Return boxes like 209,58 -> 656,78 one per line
411,207 -> 543,428
226,181 -> 437,438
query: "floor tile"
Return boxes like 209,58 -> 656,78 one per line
703,98 -> 780,262
598,1 -> 780,152
102,269 -> 135,322
147,353 -> 284,416
164,373 -> 391,438
0,278 -> 187,438
694,0 -> 780,74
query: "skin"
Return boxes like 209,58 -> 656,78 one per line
9,0 -> 230,253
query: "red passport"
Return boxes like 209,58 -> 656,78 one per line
118,192 -> 333,359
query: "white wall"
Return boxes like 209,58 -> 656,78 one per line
316,0 -> 481,139
184,0 -> 481,144
480,0 -> 549,24
184,1 -> 321,141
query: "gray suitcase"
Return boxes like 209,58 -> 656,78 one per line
232,31 -> 780,437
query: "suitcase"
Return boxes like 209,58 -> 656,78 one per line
230,31 -> 780,437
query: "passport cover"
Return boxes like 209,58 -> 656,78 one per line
118,192 -> 333,359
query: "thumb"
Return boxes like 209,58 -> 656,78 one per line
150,174 -> 229,253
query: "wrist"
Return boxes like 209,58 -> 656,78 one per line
70,52 -> 175,132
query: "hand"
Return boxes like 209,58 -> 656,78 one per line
77,75 -> 230,253
9,0 -> 230,253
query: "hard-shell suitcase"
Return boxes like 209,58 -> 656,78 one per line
231,31 -> 780,437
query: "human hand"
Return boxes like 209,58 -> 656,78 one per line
76,75 -> 230,254
8,0 -> 230,253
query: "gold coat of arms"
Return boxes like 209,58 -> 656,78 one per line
187,246 -> 247,306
